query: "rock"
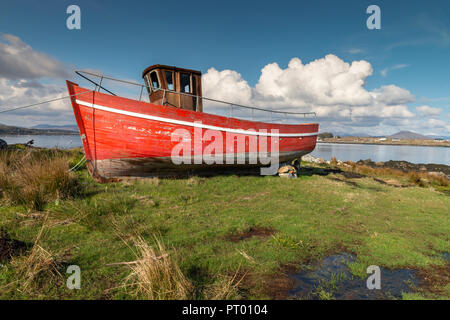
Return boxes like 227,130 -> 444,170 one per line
278,165 -> 297,178
428,171 -> 446,177
0,139 -> 7,150
301,154 -> 316,163
278,165 -> 296,174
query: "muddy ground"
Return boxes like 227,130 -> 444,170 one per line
0,230 -> 27,263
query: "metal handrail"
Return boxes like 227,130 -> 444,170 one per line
74,70 -> 317,120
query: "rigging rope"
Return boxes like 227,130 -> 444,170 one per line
69,155 -> 86,172
0,90 -> 94,114
0,89 -> 94,171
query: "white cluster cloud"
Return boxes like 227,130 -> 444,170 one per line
254,56 -> 373,107
202,55 -> 425,132
0,78 -> 72,126
0,34 -> 73,127
415,105 -> 442,116
371,85 -> 414,105
202,68 -> 252,105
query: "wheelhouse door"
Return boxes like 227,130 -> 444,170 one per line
178,72 -> 195,111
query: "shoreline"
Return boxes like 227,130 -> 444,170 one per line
319,139 -> 450,148
0,133 -> 78,137
302,154 -> 450,177
318,140 -> 450,148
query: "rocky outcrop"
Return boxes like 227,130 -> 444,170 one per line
301,154 -> 450,179
302,154 -> 328,164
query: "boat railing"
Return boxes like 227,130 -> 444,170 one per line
75,70 -> 317,123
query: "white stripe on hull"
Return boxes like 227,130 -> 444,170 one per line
75,99 -> 318,138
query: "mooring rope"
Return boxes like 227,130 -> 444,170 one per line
0,90 -> 94,114
69,155 -> 86,172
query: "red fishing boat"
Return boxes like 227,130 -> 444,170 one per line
67,65 -> 318,180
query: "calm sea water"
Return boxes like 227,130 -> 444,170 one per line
1,135 -> 449,165
0,135 -> 82,150
312,143 -> 450,166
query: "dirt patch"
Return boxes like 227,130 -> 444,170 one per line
341,171 -> 366,179
416,262 -> 450,297
240,264 -> 297,299
0,230 -> 27,263
299,167 -> 342,176
330,172 -> 410,189
372,178 -> 410,188
225,226 -> 275,243
263,272 -> 295,300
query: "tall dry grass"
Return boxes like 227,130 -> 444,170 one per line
11,214 -> 63,293
203,272 -> 243,300
120,236 -> 193,300
112,235 -> 243,300
0,150 -> 82,210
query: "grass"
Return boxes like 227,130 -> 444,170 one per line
0,149 -> 83,211
0,147 -> 449,299
118,236 -> 193,300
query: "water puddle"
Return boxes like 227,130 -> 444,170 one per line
289,253 -> 419,300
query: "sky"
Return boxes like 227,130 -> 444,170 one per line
0,0 -> 450,136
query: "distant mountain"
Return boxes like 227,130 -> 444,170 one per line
387,131 -> 431,140
0,123 -> 77,135
32,124 -> 78,132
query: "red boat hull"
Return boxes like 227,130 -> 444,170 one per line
67,81 -> 319,179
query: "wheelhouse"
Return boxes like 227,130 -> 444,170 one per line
142,64 -> 203,112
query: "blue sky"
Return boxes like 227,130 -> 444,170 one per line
0,0 -> 449,136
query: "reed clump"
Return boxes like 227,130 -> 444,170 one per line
0,150 -> 82,211
10,214 -> 63,293
123,236 -> 193,300
330,156 -> 338,166
203,272 -> 243,300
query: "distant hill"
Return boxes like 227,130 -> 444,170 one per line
387,131 -> 431,140
0,123 -> 78,135
32,124 -> 78,132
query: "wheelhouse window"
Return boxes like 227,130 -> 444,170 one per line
180,73 -> 191,93
144,76 -> 151,94
165,70 -> 174,91
149,71 -> 160,89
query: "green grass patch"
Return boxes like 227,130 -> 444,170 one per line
0,149 -> 448,299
